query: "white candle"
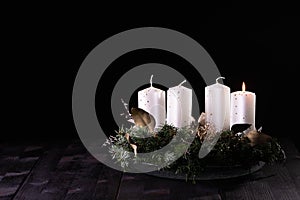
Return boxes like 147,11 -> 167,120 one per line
205,77 -> 230,132
138,75 -> 166,129
230,82 -> 256,131
167,80 -> 192,128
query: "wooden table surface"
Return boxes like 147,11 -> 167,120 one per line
0,138 -> 299,200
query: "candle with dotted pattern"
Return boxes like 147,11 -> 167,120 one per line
230,82 -> 256,131
138,75 -> 166,130
167,80 -> 192,128
205,77 -> 231,132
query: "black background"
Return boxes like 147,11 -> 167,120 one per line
5,8 -> 300,150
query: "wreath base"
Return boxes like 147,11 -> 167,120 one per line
146,161 -> 265,181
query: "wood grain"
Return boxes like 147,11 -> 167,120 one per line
0,138 -> 298,200
0,143 -> 43,199
218,137 -> 300,200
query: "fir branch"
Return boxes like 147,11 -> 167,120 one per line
105,124 -> 286,182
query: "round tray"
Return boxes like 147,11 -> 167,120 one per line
147,161 -> 265,181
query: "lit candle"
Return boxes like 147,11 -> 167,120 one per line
138,75 -> 166,130
205,77 -> 231,132
167,80 -> 192,128
230,82 -> 256,131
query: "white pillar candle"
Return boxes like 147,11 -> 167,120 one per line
230,82 -> 256,131
167,80 -> 192,128
138,75 -> 166,129
205,77 -> 230,132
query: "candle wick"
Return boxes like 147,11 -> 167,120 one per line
178,80 -> 187,87
216,77 -> 225,84
150,74 -> 153,87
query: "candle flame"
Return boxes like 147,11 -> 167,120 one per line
242,82 -> 246,92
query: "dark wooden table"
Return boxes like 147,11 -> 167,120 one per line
0,138 -> 299,200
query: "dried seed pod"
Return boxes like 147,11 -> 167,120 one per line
131,107 -> 156,132
198,112 -> 206,126
197,123 -> 209,142
246,130 -> 272,146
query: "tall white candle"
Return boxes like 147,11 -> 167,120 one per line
205,77 -> 230,132
138,75 -> 166,129
230,82 -> 256,131
167,80 -> 192,128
